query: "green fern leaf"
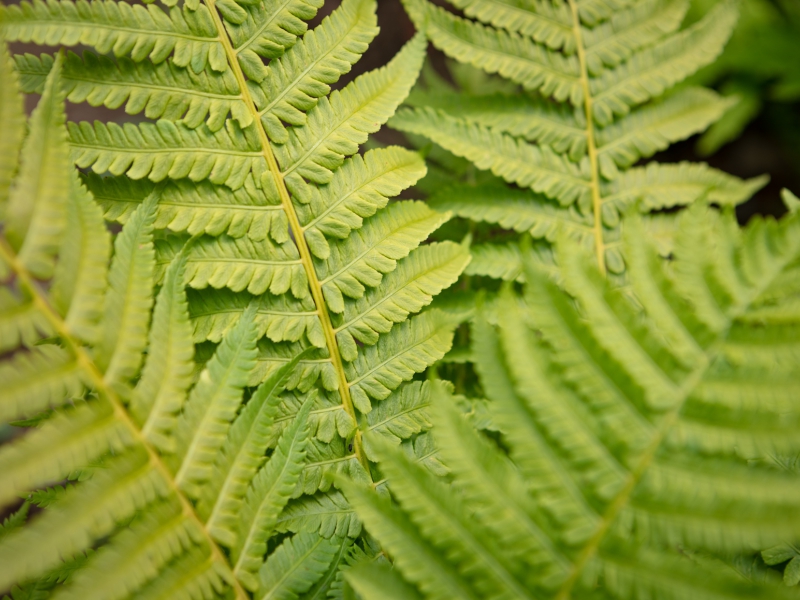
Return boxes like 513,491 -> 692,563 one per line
5,51 -> 70,278
445,0 -> 574,53
334,242 -> 469,361
96,192 -> 158,387
233,397 -> 313,590
188,288 -> 323,346
406,89 -> 587,159
298,146 -> 426,260
590,0 -> 737,124
1,0 -> 467,592
155,233 -> 309,298
396,0 -> 760,283
276,32 -> 426,186
0,39 -> 25,209
223,0 -> 323,81
68,119 -> 267,190
15,51 -> 249,131
317,201 -> 450,313
346,561 -> 423,600
254,0 -> 379,143
50,170 -> 111,344
84,175 -> 289,243
173,303 -> 260,497
582,0 -> 688,73
130,246 -> 195,450
346,310 -> 457,413
344,203 -> 800,599
275,490 -> 361,539
595,86 -> 734,178
361,381 -> 434,461
256,532 -> 345,600
402,0 -> 580,101
391,107 -> 591,207
0,0 -> 227,72
200,352 -> 309,543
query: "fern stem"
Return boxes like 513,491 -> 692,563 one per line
567,0 -> 606,275
0,237 -> 250,600
203,0 -> 372,477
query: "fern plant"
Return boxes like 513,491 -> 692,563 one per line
342,197 -> 800,599
689,0 -> 800,155
393,0 -> 767,285
0,0 -> 469,594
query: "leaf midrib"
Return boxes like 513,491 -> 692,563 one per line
203,0 -> 372,477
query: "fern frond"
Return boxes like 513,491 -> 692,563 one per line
4,51 -> 70,278
130,246 -> 194,450
445,0 -> 574,53
298,147 -> 426,260
345,310 -> 457,413
401,0 -> 580,101
0,0 -> 227,72
96,192 -> 157,387
391,107 -> 591,207
590,0 -> 738,124
16,51 -> 249,131
199,353 -> 308,543
595,87 -> 734,178
224,0 -> 323,81
0,39 -> 25,208
346,561 -> 423,600
155,233 -> 309,298
397,0 -> 757,284
257,532 -> 346,600
173,304 -> 259,497
276,491 -> 361,539
0,344 -> 84,422
0,288 -> 53,353
233,397 -> 312,590
254,0 -> 379,143
68,119 -> 267,190
2,0 -> 466,591
582,0 -> 688,73
603,161 -> 768,212
464,240 -> 559,284
406,89 -> 587,159
276,32 -> 426,186
317,201 -> 450,313
84,175 -> 288,243
361,381 -> 433,461
334,242 -> 470,361
344,203 -> 800,599
188,288 -> 323,346
428,181 -> 592,240
51,501 -> 198,600
50,171 -> 111,343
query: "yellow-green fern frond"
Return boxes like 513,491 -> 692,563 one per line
396,0 -> 761,282
2,0 -> 469,592
0,0 -> 227,72
343,202 -> 800,599
0,58 -> 276,599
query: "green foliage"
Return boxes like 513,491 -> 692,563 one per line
394,0 -> 766,286
0,0 -> 468,596
343,202 -> 800,599
689,0 -> 800,155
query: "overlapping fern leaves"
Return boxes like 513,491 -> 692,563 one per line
393,0 -> 767,284
342,199 -> 800,599
0,0 -> 468,596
